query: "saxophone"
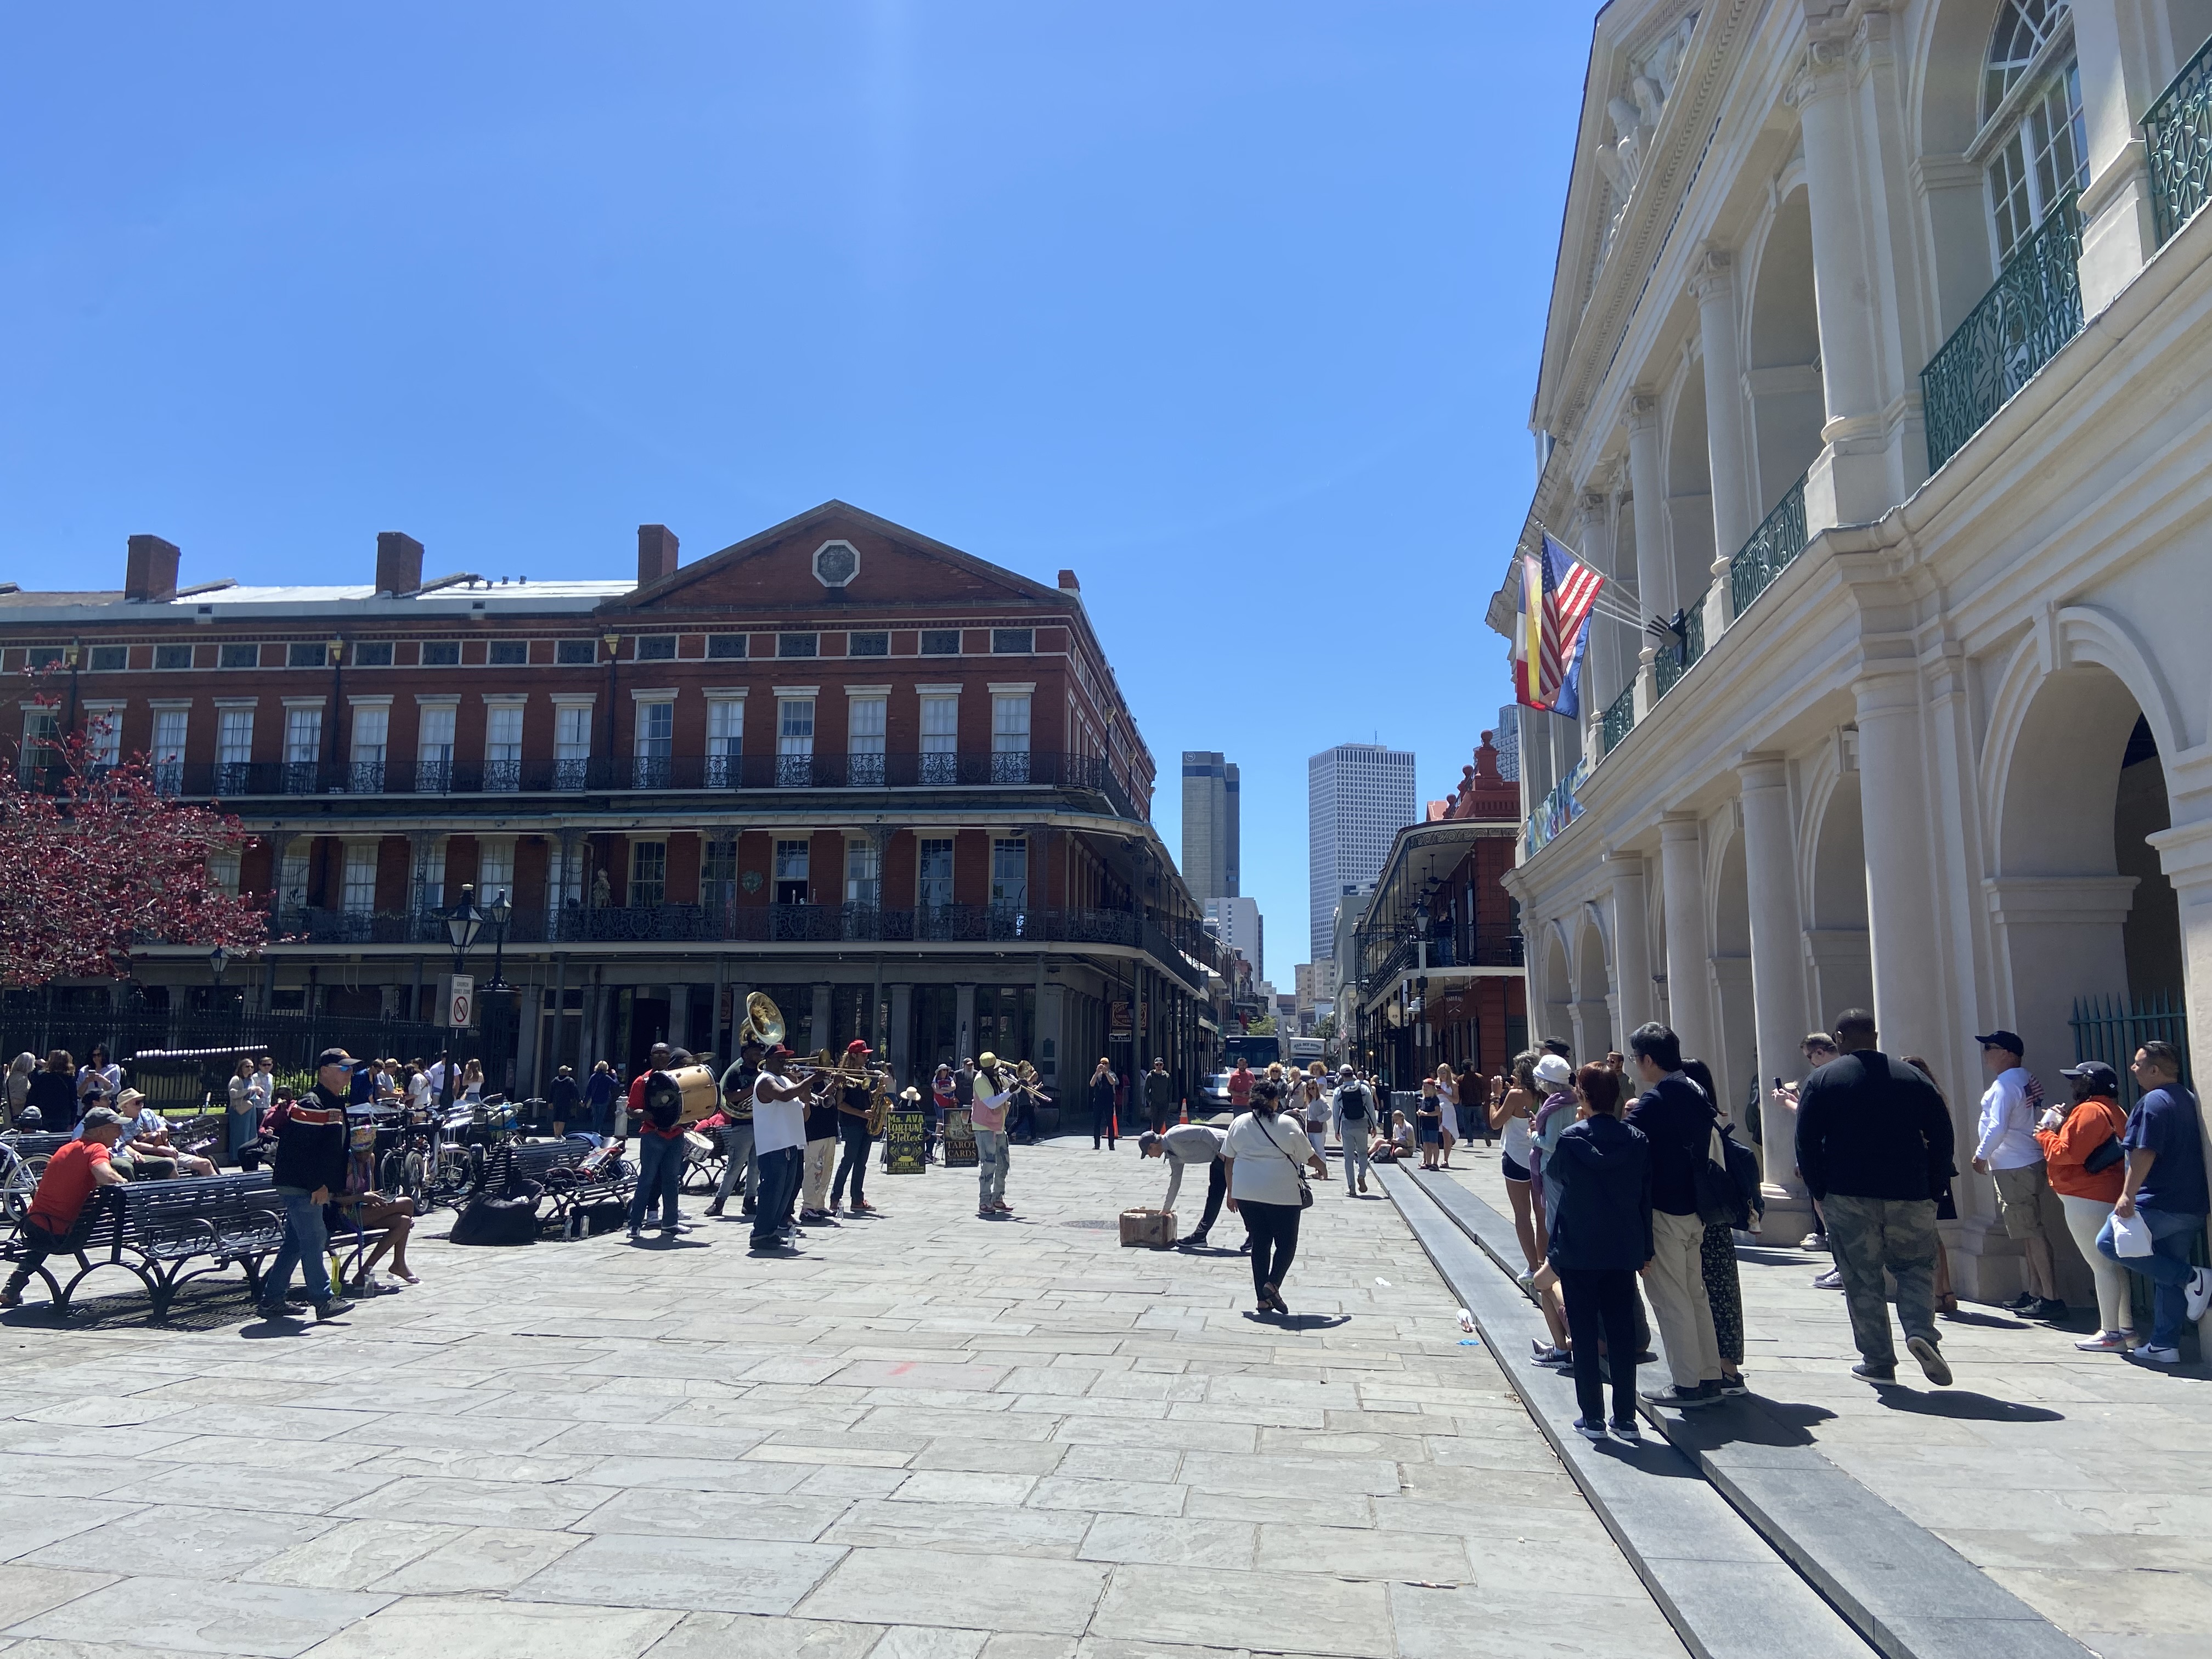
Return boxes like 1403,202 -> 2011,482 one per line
865,1070 -> 893,1136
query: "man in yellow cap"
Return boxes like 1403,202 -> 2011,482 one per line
972,1052 -> 1017,1216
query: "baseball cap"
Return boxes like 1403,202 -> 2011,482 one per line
316,1047 -> 357,1071
1974,1030 -> 2025,1055
2059,1060 -> 2120,1092
80,1105 -> 124,1129
765,1045 -> 797,1062
1338,1064 -> 1354,1077
979,1051 -> 998,1068
846,1039 -> 871,1054
1533,1054 -> 1576,1088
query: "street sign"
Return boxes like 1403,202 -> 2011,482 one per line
437,974 -> 475,1031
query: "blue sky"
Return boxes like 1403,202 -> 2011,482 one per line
1,2 -> 1594,978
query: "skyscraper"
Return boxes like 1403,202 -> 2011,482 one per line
1307,743 -> 1416,962
1204,896 -> 1263,981
1493,706 -> 1520,782
1180,751 -> 1239,901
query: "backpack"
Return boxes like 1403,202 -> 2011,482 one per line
1719,1124 -> 1763,1228
1336,1084 -> 1368,1122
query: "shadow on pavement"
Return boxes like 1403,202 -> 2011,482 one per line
1869,1385 -> 2063,1422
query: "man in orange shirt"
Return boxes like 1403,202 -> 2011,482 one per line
2,1105 -> 128,1307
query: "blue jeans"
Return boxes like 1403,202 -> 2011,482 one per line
2098,1205 -> 2207,1348
976,1128 -> 1009,1207
752,1146 -> 803,1248
263,1189 -> 332,1307
629,1133 -> 684,1230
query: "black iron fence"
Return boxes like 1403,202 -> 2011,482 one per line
2070,989 -> 2192,1107
0,1000 -> 453,1090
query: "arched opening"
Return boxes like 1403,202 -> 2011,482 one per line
1708,827 -> 1755,1124
1540,931 -> 1573,1063
1574,916 -> 1614,1060
1745,187 -> 1824,513
1917,0 -> 2006,334
1807,771 -> 1874,1029
1664,368 -> 1714,616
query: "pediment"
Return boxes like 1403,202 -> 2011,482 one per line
601,500 -> 1065,617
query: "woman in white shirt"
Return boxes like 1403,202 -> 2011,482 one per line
1224,1081 -> 1328,1317
1492,1053 -> 1542,1273
1433,1064 -> 1460,1167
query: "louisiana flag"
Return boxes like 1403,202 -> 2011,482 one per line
1512,533 -> 1604,718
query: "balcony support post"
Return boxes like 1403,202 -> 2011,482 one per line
1691,249 -> 1754,605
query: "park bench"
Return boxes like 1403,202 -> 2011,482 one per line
2,1171 -> 284,1318
498,1139 -> 634,1237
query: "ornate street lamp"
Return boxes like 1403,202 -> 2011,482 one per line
483,888 -> 513,991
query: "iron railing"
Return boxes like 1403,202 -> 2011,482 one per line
1599,682 -> 1637,755
1654,586 -> 1708,699
1361,929 -> 1525,987
2145,30 -> 2212,247
2070,989 -> 2192,1107
0,1001 -> 452,1086
1921,189 -> 2084,472
1728,472 -> 1809,617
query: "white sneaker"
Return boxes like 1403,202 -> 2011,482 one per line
2074,1331 -> 2134,1351
2186,1267 -> 2212,1324
2130,1343 -> 2181,1366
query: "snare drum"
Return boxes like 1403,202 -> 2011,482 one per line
682,1131 -> 717,1163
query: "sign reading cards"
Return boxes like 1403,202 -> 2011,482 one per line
883,1110 -> 927,1175
941,1106 -> 978,1168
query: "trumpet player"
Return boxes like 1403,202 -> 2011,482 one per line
973,1051 -> 1018,1217
750,1045 -> 832,1256
831,1040 -> 881,1217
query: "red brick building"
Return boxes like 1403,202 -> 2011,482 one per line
1,501 -> 1214,1104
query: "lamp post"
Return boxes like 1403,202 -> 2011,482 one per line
442,884 -> 483,1109
483,889 -> 513,991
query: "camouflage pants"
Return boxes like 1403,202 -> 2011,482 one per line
1821,1193 -> 1939,1368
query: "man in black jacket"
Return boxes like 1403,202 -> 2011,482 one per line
258,1047 -> 356,1322
1623,1023 -> 1724,1408
1795,1009 -> 1955,1386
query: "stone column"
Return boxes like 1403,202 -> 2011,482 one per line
810,984 -> 833,1057
889,982 -> 914,1090
1692,249 -> 1754,591
1573,490 -> 1629,715
2148,817 -> 2212,1100
2072,0 -> 2172,314
1737,755 -> 1811,1215
1658,815 -> 1714,1060
1623,393 -> 1673,623
1605,851 -> 1654,1034
955,982 -> 977,1063
1853,669 -> 1945,1064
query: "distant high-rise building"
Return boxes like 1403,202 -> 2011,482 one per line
1180,751 -> 1240,901
1308,743 -> 1416,962
1204,896 -> 1263,981
1493,707 -> 1521,782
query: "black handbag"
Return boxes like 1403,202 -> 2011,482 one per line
1266,1117 -> 1314,1209
2083,1133 -> 2125,1176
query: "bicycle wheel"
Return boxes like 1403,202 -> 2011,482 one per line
0,1152 -> 33,1223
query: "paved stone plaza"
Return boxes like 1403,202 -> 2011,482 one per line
0,1139 -> 1691,1659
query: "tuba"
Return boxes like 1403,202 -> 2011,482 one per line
737,991 -> 786,1049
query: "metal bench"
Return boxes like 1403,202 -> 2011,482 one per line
3,1172 -> 285,1318
499,1141 -> 633,1236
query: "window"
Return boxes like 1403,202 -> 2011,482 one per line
849,631 -> 889,657
556,639 -> 596,665
207,849 -> 241,897
991,837 -> 1028,910
155,644 -> 194,670
846,696 -> 887,785
1982,2 -> 2085,265
707,634 -> 746,659
707,697 -> 743,786
417,704 -> 456,790
341,843 -> 378,916
349,706 -> 388,792
991,692 -> 1031,782
283,707 -> 321,793
549,838 -> 579,910
18,708 -> 58,783
217,708 -> 253,791
488,640 -> 528,667
286,642 -> 324,669
773,838 -> 810,905
486,704 -> 523,791
777,633 -> 819,658
219,643 -> 259,669
280,847 -> 311,915
477,837 -> 515,904
153,708 -> 188,793
991,628 -> 1034,654
86,710 -> 121,770
26,646 -> 63,670
919,694 -> 958,783
88,645 -> 127,673
635,635 -> 675,662
353,641 -> 394,668
920,629 -> 960,656
421,640 -> 460,667
629,840 -> 667,907
633,699 -> 673,786
917,837 -> 954,910
844,837 -> 881,906
702,838 -> 737,911
777,697 -> 816,786
555,704 -> 592,788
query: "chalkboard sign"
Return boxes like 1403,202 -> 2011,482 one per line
883,1110 -> 927,1175
941,1106 -> 978,1168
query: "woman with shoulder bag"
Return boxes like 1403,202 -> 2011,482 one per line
1224,1081 -> 1328,1317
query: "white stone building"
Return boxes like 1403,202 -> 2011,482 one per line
1493,0 -> 2212,1297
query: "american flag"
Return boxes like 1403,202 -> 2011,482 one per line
1513,533 -> 1605,716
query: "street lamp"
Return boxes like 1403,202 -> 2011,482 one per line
208,944 -> 230,985
441,885 -> 483,1108
483,888 -> 512,991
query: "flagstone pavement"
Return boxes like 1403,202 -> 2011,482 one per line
0,1137 -> 1690,1659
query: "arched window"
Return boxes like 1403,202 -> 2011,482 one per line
1982,0 -> 2086,263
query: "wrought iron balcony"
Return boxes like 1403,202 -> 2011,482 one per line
1728,472 -> 1809,617
1921,190 -> 2084,473
1599,682 -> 1636,757
2146,31 -> 2212,248
1654,587 -> 1707,699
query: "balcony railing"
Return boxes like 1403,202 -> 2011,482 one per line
1728,472 -> 1809,617
1599,682 -> 1636,757
1654,587 -> 1707,699
1361,929 -> 1525,988
1921,189 -> 2084,473
2146,31 -> 2212,247
146,749 -> 1137,818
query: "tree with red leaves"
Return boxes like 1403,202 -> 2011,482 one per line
1,679 -> 267,989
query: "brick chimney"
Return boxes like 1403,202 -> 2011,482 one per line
1057,569 -> 1080,593
638,524 -> 680,586
375,532 -> 424,596
125,534 -> 180,603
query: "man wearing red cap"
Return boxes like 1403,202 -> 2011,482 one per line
832,1039 -> 881,1216
751,1046 -> 830,1255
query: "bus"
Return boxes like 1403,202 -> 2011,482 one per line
1221,1034 -> 1280,1071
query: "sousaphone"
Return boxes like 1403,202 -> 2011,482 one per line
737,991 -> 786,1049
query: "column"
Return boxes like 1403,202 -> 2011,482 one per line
889,982 -> 913,1089
1605,850 -> 1655,1034
2148,817 -> 2212,1096
1622,393 -> 1672,623
2072,0 -> 2172,314
1658,814 -> 1714,1060
955,982 -> 977,1062
1692,249 -> 1754,584
1853,669 -> 1945,1064
810,984 -> 833,1058
1737,755 -> 1810,1214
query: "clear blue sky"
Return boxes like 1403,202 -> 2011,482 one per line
1,2 -> 1595,977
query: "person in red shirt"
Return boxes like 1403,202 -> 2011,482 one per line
3,1105 -> 128,1307
1228,1062 -> 1255,1113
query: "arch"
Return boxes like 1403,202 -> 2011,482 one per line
1539,926 -> 1573,1058
1742,182 -> 1824,514
1661,354 -> 1714,614
1908,0 -> 2008,336
1573,910 -> 1614,1059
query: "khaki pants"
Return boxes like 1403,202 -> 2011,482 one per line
803,1137 -> 836,1213
1646,1208 -> 1723,1389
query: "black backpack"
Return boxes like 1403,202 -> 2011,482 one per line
1336,1083 -> 1368,1121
